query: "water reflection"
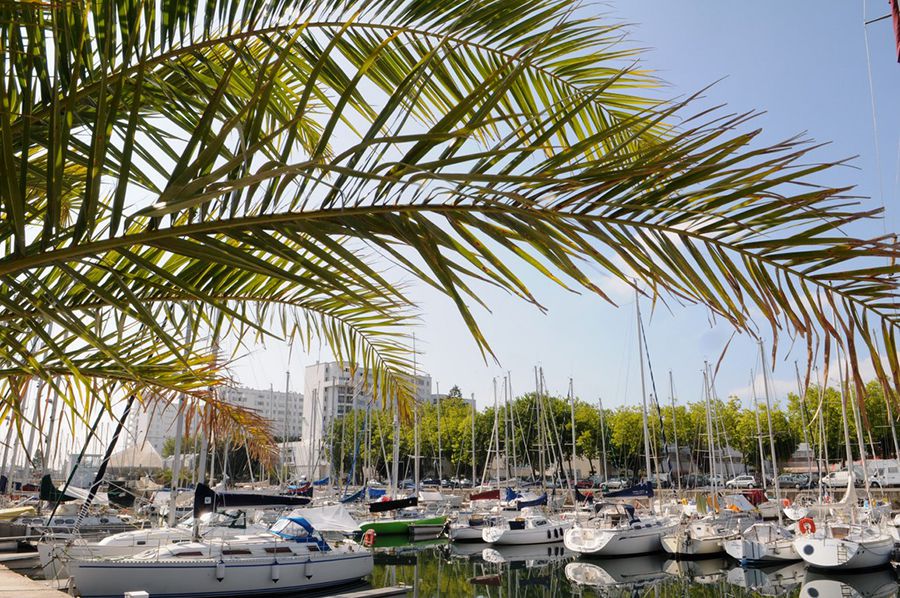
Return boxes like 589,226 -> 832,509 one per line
366,538 -> 899,598
801,569 -> 898,598
726,561 -> 807,596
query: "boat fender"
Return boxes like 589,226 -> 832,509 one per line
216,560 -> 225,582
798,517 -> 816,535
305,558 -> 313,580
271,561 -> 280,583
362,529 -> 376,547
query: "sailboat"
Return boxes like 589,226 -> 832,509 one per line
68,512 -> 373,598
793,361 -> 893,571
564,292 -> 676,557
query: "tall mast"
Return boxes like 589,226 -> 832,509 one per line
413,333 -> 419,491
844,361 -> 871,495
569,378 -> 577,488
502,377 -> 510,481
703,365 -> 716,493
836,358 -> 857,523
535,366 -> 545,490
668,371 -> 682,493
436,382 -> 443,484
493,378 -> 501,495
792,362 -> 813,476
751,370 -> 767,491
758,341 -> 783,525
391,402 -> 400,497
471,393 -> 476,483
598,396 -> 608,482
508,373 -> 517,483
635,288 -> 653,510
283,371 -> 290,482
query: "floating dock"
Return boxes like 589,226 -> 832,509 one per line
0,564 -> 68,597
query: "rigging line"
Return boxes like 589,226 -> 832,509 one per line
863,0 -> 887,213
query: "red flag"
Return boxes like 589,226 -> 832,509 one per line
893,0 -> 900,62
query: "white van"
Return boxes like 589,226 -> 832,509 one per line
864,459 -> 900,487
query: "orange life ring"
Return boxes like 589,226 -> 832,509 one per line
781,498 -> 791,508
798,517 -> 816,535
362,529 -> 377,547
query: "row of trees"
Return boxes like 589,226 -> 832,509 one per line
324,380 -> 898,483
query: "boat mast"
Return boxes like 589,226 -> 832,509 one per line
470,393 -> 476,484
750,370 -> 767,491
569,378 -> 577,489
844,360 -> 871,496
793,362 -> 814,478
635,289 -> 653,512
598,396 -> 608,483
703,365 -> 717,494
758,341 -> 783,525
436,381 -> 442,484
535,366 -> 545,490
836,356 -> 856,523
493,377 -> 501,491
413,333 -> 419,493
508,372 -> 517,483
391,401 -> 400,497
283,371 -> 290,483
668,372 -> 682,493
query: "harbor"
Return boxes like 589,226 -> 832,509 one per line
2,0 -> 900,596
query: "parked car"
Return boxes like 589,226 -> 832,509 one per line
823,468 -> 864,488
603,477 -> 628,490
725,475 -> 758,489
681,473 -> 708,488
776,473 -> 809,489
421,478 -> 441,488
709,474 -> 726,487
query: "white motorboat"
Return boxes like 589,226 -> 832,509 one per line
725,561 -> 807,596
449,513 -> 504,542
563,503 -> 675,557
481,512 -> 571,545
661,517 -> 740,557
68,514 -> 372,598
723,522 -> 800,564
793,522 -> 893,571
39,510 -> 268,580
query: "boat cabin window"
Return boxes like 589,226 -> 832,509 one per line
222,549 -> 252,555
176,551 -> 205,557
265,546 -> 294,554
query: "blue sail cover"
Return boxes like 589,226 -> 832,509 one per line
313,476 -> 330,486
340,488 -> 364,503
366,487 -> 386,499
516,493 -> 547,509
504,487 -> 521,502
603,482 -> 654,499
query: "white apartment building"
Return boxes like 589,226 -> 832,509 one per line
298,361 -> 432,477
127,385 -> 303,453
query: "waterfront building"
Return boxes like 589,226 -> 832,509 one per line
126,385 -> 303,453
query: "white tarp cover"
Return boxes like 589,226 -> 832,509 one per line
284,505 -> 361,533
108,443 -> 164,470
418,491 -> 444,503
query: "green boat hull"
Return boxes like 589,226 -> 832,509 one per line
360,515 -> 447,535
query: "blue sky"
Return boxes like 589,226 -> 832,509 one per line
228,2 -> 900,413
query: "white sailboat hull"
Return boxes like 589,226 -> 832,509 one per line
723,536 -> 799,563
450,525 -> 487,542
661,532 -> 729,556
482,520 -> 571,545
69,551 -> 374,598
563,521 -> 674,557
793,533 -> 893,571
